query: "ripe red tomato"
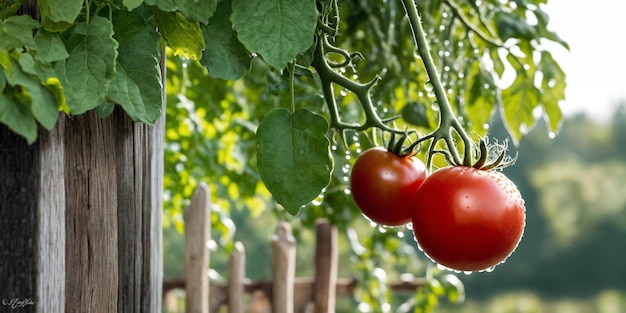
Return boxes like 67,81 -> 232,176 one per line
350,147 -> 427,226
411,166 -> 525,272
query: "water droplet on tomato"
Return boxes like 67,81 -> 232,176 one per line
463,271 -> 473,275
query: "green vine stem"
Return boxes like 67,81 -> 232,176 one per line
401,0 -> 477,168
311,35 -> 403,135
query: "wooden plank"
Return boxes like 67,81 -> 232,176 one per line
313,219 -> 338,313
184,183 -> 211,313
115,108 -> 143,313
65,111 -> 119,312
0,121 -> 38,307
36,114 -> 66,312
140,45 -> 167,313
228,242 -> 245,313
272,222 -> 296,313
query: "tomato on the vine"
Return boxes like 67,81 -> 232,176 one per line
411,166 -> 525,272
350,147 -> 427,226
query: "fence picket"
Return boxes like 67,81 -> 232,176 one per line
228,241 -> 246,313
314,219 -> 338,313
272,221 -> 296,313
184,183 -> 211,313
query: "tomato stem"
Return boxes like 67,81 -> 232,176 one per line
401,0 -> 477,168
311,34 -> 404,135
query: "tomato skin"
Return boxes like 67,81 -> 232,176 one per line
350,147 -> 427,226
411,166 -> 525,271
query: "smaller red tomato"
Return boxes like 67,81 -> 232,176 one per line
350,147 -> 427,226
411,166 -> 525,272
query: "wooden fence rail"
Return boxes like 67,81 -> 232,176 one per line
162,184 -> 425,313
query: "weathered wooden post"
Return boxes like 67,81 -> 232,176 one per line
314,219 -> 338,313
0,2 -> 166,310
184,183 -> 211,313
272,222 -> 296,313
228,242 -> 246,313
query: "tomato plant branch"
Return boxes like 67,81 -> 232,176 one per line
442,0 -> 503,48
311,34 -> 403,135
401,0 -> 475,167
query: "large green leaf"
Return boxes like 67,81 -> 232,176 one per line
0,15 -> 39,50
256,108 -> 333,215
108,10 -> 162,124
54,17 -> 118,115
123,0 -> 144,11
39,0 -> 82,32
154,10 -> 204,60
501,68 -> 540,144
232,0 -> 317,70
200,0 -> 251,80
144,0 -> 217,24
11,55 -> 58,130
34,30 -> 69,63
464,62 -> 496,136
0,93 -> 37,144
539,51 -> 565,134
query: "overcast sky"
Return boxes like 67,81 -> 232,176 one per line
544,1 -> 626,121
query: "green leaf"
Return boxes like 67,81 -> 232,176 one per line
96,100 -> 115,118
0,0 -> 24,20
501,63 -> 540,144
200,0 -> 251,80
256,108 -> 333,215
489,48 -> 505,78
54,16 -> 118,115
495,11 -> 537,42
154,10 -> 204,60
0,93 -> 37,144
39,0 -> 82,32
0,15 -> 40,50
123,0 -> 144,11
108,10 -> 162,124
401,101 -> 431,128
8,56 -> 58,130
0,71 -> 6,92
232,0 -> 317,70
145,0 -> 217,24
34,30 -> 69,63
539,51 -> 565,134
465,62 -> 496,136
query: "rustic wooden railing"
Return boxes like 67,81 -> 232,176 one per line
162,184 -> 425,313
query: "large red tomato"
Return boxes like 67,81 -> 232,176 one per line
350,147 -> 427,226
411,166 -> 525,272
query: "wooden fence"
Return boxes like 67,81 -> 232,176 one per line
162,183 -> 425,313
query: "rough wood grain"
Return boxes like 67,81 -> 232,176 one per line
184,183 -> 211,313
313,219 -> 337,313
0,124 -> 37,306
65,111 -> 119,313
36,114 -> 66,313
228,242 -> 245,313
272,222 -> 296,313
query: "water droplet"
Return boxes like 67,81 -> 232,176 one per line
343,188 -> 351,195
548,131 -> 556,139
431,101 -> 440,111
397,231 -> 404,238
463,271 -> 473,275
340,89 -> 348,96
342,176 -> 349,182
483,123 -> 490,130
424,81 -> 434,92
485,266 -> 495,273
